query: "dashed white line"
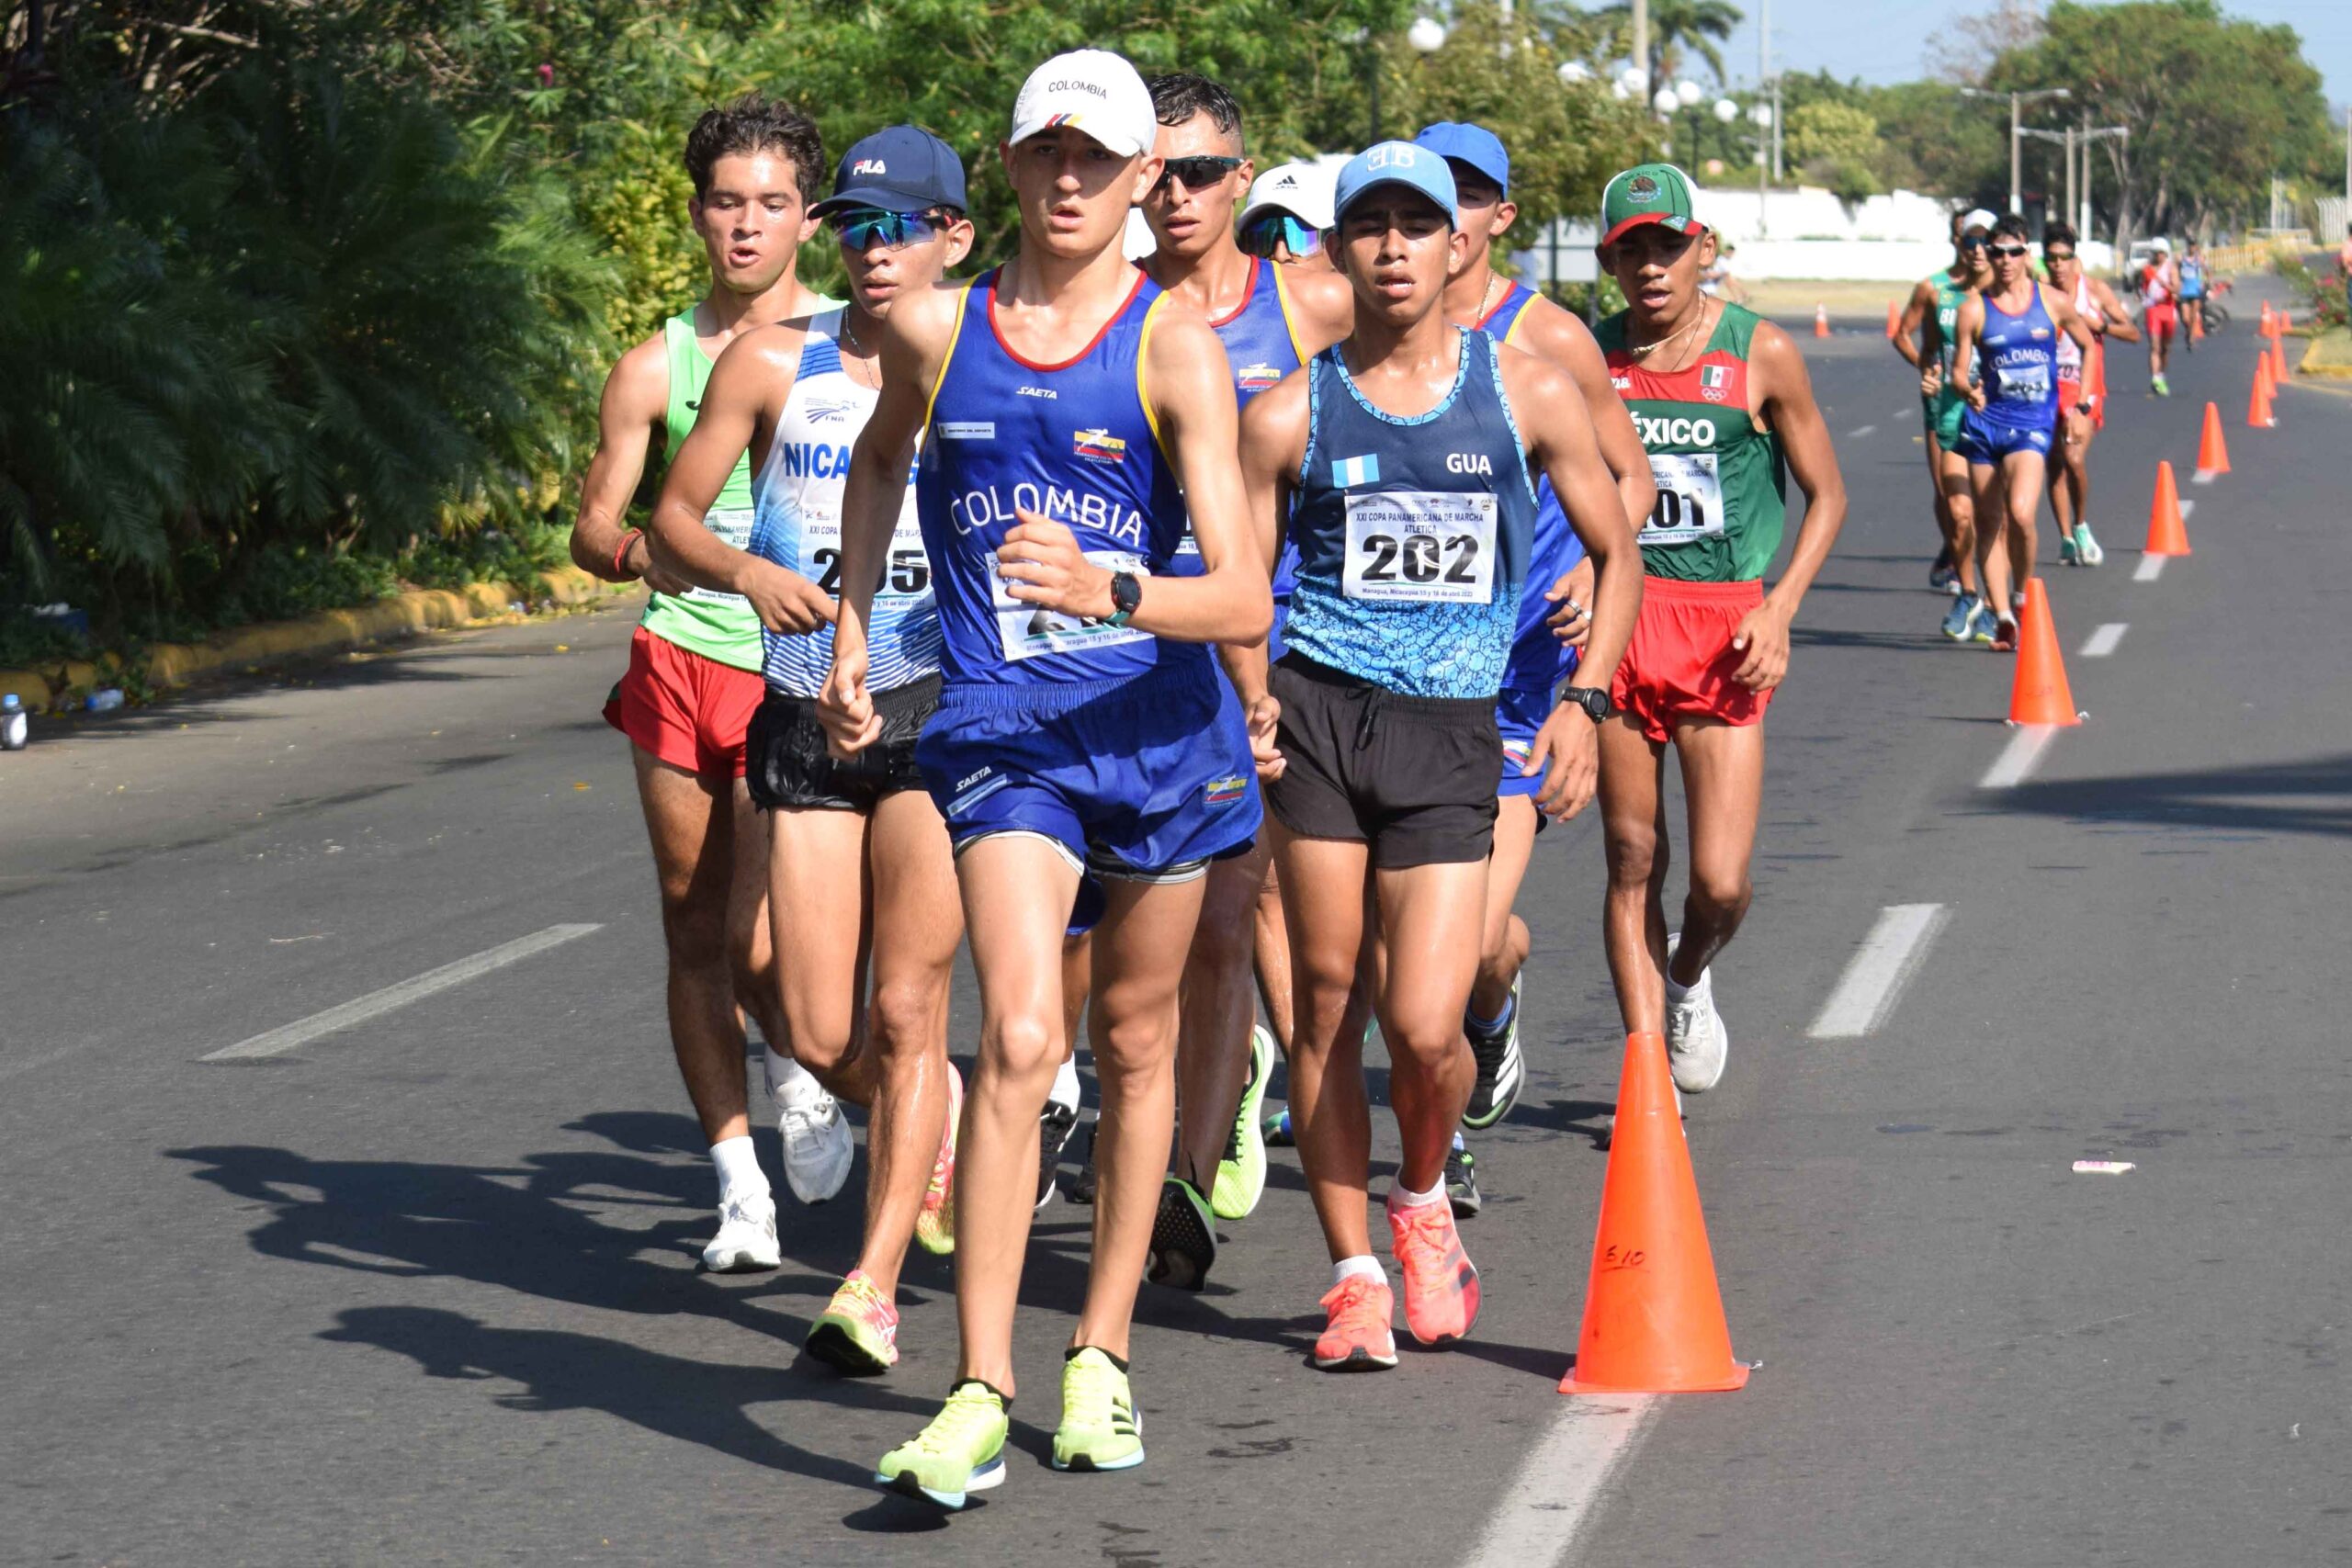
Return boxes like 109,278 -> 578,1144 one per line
202,923 -> 603,1061
2133,555 -> 2167,582
1808,903 -> 1950,1038
2080,623 -> 2128,658
1847,423 -> 1878,438
1459,1396 -> 1660,1568
1980,724 -> 2061,790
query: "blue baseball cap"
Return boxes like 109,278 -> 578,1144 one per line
808,126 -> 967,220
1412,122 -> 1509,197
1332,141 -> 1459,230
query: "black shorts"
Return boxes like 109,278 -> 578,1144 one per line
745,675 -> 939,813
1265,654 -> 1499,869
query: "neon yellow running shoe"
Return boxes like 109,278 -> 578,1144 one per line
914,1062 -> 962,1257
1212,1025 -> 1275,1220
876,1381 -> 1007,1510
1052,1346 -> 1144,1472
805,1269 -> 899,1375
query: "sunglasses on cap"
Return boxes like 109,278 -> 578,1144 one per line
1154,154 -> 1244,194
827,207 -> 954,251
1988,243 -> 2031,258
1239,211 -> 1320,260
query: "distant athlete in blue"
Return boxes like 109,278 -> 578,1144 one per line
1951,213 -> 2098,650
649,126 -> 976,1380
1238,142 -> 1641,1372
818,51 -> 1272,1509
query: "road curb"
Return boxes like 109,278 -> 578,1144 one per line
2297,327 -> 2352,380
0,568 -> 634,711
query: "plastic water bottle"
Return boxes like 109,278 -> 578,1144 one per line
1,694 -> 26,751
85,687 -> 125,714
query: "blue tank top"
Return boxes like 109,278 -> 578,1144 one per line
1480,284 -> 1586,694
1285,329 -> 1536,699
744,313 -> 939,697
916,268 -> 1201,691
1977,283 -> 2059,430
1168,258 -> 1306,585
2177,258 -> 2204,299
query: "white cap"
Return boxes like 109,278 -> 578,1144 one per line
1238,161 -> 1337,231
1961,208 -> 1998,233
2150,235 -> 2170,252
1008,50 -> 1157,160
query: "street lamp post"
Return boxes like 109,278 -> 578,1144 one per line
1961,85 -> 2071,216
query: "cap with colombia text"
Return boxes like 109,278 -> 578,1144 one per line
1008,50 -> 1157,160
1600,163 -> 1707,249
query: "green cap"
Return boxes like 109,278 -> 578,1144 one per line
1600,163 -> 1706,249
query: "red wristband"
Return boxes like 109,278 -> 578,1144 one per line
612,528 -> 642,579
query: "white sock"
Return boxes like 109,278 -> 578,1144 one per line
1388,1176 -> 1444,1211
710,1135 -> 767,1206
1331,1255 -> 1386,1290
1050,1054 -> 1080,1110
1665,970 -> 1694,1004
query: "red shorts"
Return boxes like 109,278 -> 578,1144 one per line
1608,577 -> 1775,745
602,625 -> 763,779
2145,303 -> 2176,342
2057,378 -> 2103,433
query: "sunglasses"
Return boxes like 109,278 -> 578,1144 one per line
1959,235 -> 1989,250
1239,212 -> 1320,259
1154,154 -> 1244,194
1989,243 -> 2031,258
827,207 -> 953,251
2043,248 -> 2076,263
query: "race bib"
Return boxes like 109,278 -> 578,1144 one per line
1341,491 -> 1497,604
1998,358 -> 2052,404
799,504 -> 931,600
1641,453 -> 1725,547
990,549 -> 1153,661
681,508 -> 756,604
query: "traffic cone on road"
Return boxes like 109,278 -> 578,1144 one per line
2008,579 -> 2081,728
1558,1032 -> 1748,1395
2144,459 -> 2192,557
2190,308 -> 2205,343
2249,355 -> 2277,428
2259,299 -> 2275,335
2270,322 -> 2289,383
1884,299 -> 1901,339
1815,303 -> 1831,338
2194,402 -> 2231,479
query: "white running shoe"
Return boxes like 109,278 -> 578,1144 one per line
767,1048 -> 854,1204
701,1190 -> 781,1272
1662,935 -> 1729,1094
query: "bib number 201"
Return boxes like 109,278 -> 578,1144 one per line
1641,452 -> 1726,547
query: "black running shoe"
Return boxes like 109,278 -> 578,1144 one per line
1444,1133 -> 1483,1218
1146,1176 -> 1216,1290
1461,976 -> 1525,1130
1059,1120 -> 1098,1205
1036,1098 -> 1080,1211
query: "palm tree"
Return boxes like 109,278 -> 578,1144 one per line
1596,0 -> 1745,89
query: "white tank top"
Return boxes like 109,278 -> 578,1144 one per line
2056,276 -> 2096,375
745,310 -> 939,696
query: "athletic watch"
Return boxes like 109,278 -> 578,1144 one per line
1558,685 -> 1612,723
1102,570 -> 1144,627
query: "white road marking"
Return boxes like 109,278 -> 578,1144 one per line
2080,623 -> 2128,658
1847,423 -> 1878,438
2133,555 -> 2167,582
1808,903 -> 1950,1038
203,923 -> 603,1061
2179,500 -> 2197,519
1458,1396 -> 1660,1568
2190,469 -> 2218,486
1980,724 -> 2061,790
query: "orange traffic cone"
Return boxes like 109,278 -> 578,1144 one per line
2249,355 -> 2276,428
2008,579 -> 2081,728
2144,459 -> 2192,557
1814,303 -> 1830,338
2259,299 -> 2275,335
1558,1032 -> 1748,1395
2270,324 -> 2288,383
2190,307 -> 2205,342
1884,299 -> 1902,340
2194,401 -> 2230,479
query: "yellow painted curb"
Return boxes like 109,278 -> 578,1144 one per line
0,567 -> 634,711
2297,328 -> 2352,380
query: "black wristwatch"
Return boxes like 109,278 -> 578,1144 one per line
1102,570 -> 1144,627
1558,685 -> 1611,723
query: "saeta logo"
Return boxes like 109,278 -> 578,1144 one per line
1635,414 -> 1718,446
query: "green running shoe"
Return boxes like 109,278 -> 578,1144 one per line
876,1382 -> 1008,1509
1213,1025 -> 1276,1220
1052,1347 -> 1144,1472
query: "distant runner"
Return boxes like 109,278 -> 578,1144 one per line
2177,241 -> 2207,350
1894,209 -> 1994,639
2137,236 -> 2178,397
2043,223 -> 2140,570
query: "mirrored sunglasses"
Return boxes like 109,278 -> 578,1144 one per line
828,208 -> 951,251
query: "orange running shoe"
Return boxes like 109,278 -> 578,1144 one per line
1389,1197 -> 1481,1345
914,1061 -> 962,1257
1313,1275 -> 1398,1371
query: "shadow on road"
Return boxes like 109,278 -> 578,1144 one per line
2003,750 -> 2352,838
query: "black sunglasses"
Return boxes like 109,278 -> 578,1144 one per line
1959,235 -> 1989,250
2043,248 -> 2076,262
1989,243 -> 2031,258
1154,155 -> 1244,194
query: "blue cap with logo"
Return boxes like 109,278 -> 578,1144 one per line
808,125 -> 968,220
1332,141 -> 1459,230
1412,122 -> 1509,197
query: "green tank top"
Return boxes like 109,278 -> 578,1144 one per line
1596,302 -> 1788,583
638,303 -> 849,669
1928,273 -> 1971,378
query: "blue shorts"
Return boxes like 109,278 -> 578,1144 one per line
919,657 -> 1261,899
1494,676 -> 1577,800
1956,412 -> 2054,465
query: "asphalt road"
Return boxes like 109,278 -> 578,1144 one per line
6,276 -> 2348,1567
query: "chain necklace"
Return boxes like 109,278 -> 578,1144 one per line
1628,294 -> 1712,367
838,310 -> 880,389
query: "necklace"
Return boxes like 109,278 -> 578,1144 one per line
1629,296 -> 1711,365
838,310 -> 879,388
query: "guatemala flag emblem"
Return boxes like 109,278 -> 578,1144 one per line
1331,453 -> 1381,487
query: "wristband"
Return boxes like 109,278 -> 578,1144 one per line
612,528 -> 643,579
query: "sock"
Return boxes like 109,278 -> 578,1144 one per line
1664,969 -> 1694,1004
1388,1175 -> 1444,1211
1065,1344 -> 1130,1372
1050,1054 -> 1080,1110
950,1377 -> 1011,1408
1331,1255 -> 1386,1290
710,1135 -> 767,1205
1467,989 -> 1516,1035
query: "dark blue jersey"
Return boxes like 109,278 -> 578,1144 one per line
1975,283 -> 2060,432
1479,283 -> 1585,694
